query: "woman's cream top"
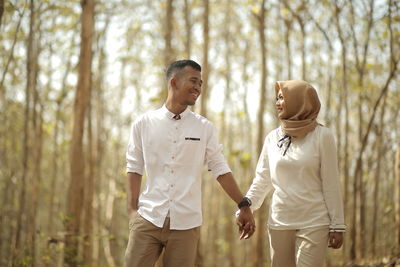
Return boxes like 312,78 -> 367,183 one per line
246,125 -> 346,231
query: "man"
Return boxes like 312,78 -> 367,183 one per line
125,59 -> 255,267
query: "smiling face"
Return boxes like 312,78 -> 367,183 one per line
275,89 -> 286,119
274,80 -> 321,122
172,66 -> 202,106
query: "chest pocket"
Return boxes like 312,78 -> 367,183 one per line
181,136 -> 203,157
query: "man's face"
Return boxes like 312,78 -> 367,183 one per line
173,66 -> 202,106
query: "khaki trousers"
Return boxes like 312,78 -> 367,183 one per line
268,226 -> 329,267
125,214 -> 200,267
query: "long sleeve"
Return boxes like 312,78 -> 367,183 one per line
319,127 -> 346,231
126,117 -> 145,175
206,123 -> 231,178
246,135 -> 274,211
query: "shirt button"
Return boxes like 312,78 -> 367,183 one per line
172,156 -> 175,159
173,140 -> 177,143
171,170 -> 174,173
170,184 -> 174,187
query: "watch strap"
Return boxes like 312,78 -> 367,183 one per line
238,197 -> 252,209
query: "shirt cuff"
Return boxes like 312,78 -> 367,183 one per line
211,165 -> 232,179
126,166 -> 143,175
329,224 -> 346,232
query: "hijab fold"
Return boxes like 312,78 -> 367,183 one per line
275,80 -> 321,139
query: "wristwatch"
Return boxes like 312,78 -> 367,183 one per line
238,197 -> 252,209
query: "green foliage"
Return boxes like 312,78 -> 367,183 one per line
149,95 -> 163,103
239,152 -> 251,169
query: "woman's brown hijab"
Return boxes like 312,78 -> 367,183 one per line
275,80 -> 321,138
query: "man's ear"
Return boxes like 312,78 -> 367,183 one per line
169,77 -> 177,89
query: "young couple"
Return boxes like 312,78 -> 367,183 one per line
124,59 -> 345,267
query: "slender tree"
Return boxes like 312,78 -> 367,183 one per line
281,6 -> 293,80
371,94 -> 387,257
200,0 -> 210,118
13,1 -> 36,263
306,7 -> 334,126
0,5 -> 25,102
0,0 -> 4,28
254,1 -> 267,266
396,146 -> 400,250
65,0 -> 95,265
183,0 -> 192,58
283,0 -> 308,80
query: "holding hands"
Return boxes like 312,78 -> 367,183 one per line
328,232 -> 344,249
236,205 -> 256,240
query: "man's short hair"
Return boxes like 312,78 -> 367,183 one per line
166,60 -> 201,80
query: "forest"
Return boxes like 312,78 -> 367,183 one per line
0,0 -> 399,266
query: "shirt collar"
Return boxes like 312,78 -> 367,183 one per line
161,104 -> 190,120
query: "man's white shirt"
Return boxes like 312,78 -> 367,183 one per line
126,105 -> 231,230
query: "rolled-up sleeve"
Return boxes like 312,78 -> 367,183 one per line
205,123 -> 231,178
126,118 -> 144,175
246,135 -> 274,211
320,127 -> 346,231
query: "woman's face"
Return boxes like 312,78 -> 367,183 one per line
276,89 -> 285,118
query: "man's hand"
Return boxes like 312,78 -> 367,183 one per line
328,232 -> 343,249
236,206 -> 256,240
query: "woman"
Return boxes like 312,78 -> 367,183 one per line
241,80 -> 345,266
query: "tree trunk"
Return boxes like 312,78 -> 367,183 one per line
0,0 -> 4,28
197,4 -> 209,263
159,0 -> 174,100
83,96 -> 95,266
254,1 -> 267,266
92,18 -> 109,267
333,1 -> 354,260
13,1 -> 35,263
222,2 -> 234,265
48,52 -> 72,236
396,146 -> 400,251
0,6 -> 25,104
241,40 -> 253,164
200,0 -> 209,118
28,102 -> 43,267
284,18 -> 292,79
349,0 -> 376,258
298,20 -> 306,81
65,0 -> 95,265
371,94 -> 387,257
164,0 -> 174,65
305,9 -> 334,127
102,179 -> 117,267
283,1 -> 308,80
183,0 -> 191,58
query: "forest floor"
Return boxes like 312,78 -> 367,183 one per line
342,256 -> 400,267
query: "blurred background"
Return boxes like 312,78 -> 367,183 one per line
0,0 -> 399,266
